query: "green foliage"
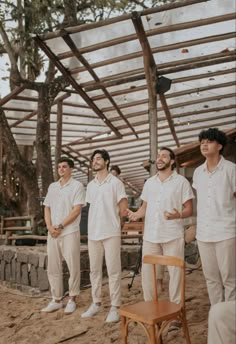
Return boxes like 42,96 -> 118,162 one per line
0,0 -> 174,82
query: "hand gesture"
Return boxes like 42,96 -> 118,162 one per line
127,209 -> 138,221
48,225 -> 62,238
164,208 -> 181,220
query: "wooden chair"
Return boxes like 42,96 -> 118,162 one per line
119,254 -> 191,344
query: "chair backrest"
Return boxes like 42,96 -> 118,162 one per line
143,254 -> 185,307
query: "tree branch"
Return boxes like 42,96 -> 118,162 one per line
0,20 -> 22,86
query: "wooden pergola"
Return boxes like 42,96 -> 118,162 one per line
1,0 -> 235,195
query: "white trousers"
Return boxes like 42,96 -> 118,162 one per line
47,231 -> 81,300
88,236 -> 121,307
142,238 -> 185,304
198,238 -> 236,305
208,301 -> 236,344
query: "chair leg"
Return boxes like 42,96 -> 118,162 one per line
182,316 -> 191,344
156,324 -> 163,344
121,316 -> 128,344
149,325 -> 157,344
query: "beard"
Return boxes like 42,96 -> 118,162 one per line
156,160 -> 171,171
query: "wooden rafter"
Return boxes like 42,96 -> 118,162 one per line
61,31 -> 139,139
34,35 -> 122,138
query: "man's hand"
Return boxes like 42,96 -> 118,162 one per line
164,208 -> 181,220
48,225 -> 62,238
127,209 -> 138,222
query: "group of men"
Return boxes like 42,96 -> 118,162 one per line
41,128 -> 235,341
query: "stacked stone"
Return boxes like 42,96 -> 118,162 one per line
0,245 -> 140,292
0,247 -> 49,291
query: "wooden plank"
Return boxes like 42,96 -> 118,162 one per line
3,227 -> 32,231
122,222 -> 144,233
4,216 -> 32,221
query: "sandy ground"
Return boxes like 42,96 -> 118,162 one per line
0,267 -> 210,344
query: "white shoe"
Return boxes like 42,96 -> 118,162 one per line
64,299 -> 76,314
81,303 -> 101,318
105,306 -> 120,323
41,300 -> 63,313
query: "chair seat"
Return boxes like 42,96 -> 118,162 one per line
119,300 -> 182,325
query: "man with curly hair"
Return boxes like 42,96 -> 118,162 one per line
193,128 -> 236,305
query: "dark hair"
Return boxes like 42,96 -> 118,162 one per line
199,128 -> 227,154
159,147 -> 176,170
91,149 -> 110,169
57,157 -> 74,168
110,165 -> 121,175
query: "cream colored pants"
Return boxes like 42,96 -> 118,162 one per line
208,301 -> 236,344
88,236 -> 121,307
142,238 -> 185,304
47,231 -> 81,300
198,238 -> 236,305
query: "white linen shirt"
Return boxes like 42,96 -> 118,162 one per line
141,171 -> 194,243
86,173 -> 127,240
43,178 -> 85,237
192,156 -> 236,242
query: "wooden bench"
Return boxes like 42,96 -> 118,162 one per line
121,221 -> 144,243
0,215 -> 40,245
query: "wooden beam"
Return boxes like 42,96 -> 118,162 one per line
10,93 -> 71,128
76,52 -> 234,88
39,0 -> 209,40
61,12 -> 234,63
54,100 -> 63,179
0,85 -> 25,106
34,35 -> 122,138
131,11 -> 158,175
61,31 -> 138,139
63,31 -> 234,73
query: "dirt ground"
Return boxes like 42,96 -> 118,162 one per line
0,267 -> 210,344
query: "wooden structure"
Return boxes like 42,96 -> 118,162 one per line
119,254 -> 190,344
0,215 -> 36,244
122,221 -> 144,243
0,0 -> 235,196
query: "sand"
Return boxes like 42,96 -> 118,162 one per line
0,267 -> 210,344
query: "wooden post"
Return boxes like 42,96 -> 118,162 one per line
0,121 -> 2,178
132,12 -> 157,177
54,100 -> 63,180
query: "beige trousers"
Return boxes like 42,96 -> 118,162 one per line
198,238 -> 236,305
47,231 -> 81,300
88,236 -> 121,307
208,301 -> 236,344
142,238 -> 185,304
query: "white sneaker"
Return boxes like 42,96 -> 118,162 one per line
64,299 -> 76,314
105,306 -> 120,323
41,300 -> 63,313
81,303 -> 101,318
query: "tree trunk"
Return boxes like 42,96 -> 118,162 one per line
0,108 -> 41,230
36,85 -> 54,196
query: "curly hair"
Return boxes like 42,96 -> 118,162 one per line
199,128 -> 227,154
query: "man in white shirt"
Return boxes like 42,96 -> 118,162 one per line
208,300 -> 236,344
193,128 -> 236,305
128,148 -> 194,318
41,157 -> 85,314
81,149 -> 128,323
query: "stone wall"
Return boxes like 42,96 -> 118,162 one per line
0,244 -> 140,293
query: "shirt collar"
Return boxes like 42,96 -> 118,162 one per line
58,177 -> 73,188
203,155 -> 224,173
156,170 -> 177,183
94,173 -> 112,185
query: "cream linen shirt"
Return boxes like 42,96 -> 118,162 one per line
43,178 -> 85,237
193,156 -> 236,242
86,173 -> 127,240
141,171 -> 194,243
